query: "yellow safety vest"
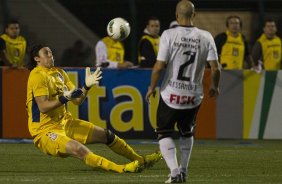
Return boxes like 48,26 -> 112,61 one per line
258,34 -> 281,70
138,35 -> 160,63
220,31 -> 245,69
0,34 -> 27,66
102,36 -> 124,63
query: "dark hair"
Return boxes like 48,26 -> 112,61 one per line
264,18 -> 276,26
4,20 -> 19,29
225,15 -> 242,28
26,44 -> 45,71
147,16 -> 159,25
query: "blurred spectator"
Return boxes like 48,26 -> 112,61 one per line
95,36 -> 133,69
214,15 -> 250,69
0,20 -> 27,67
60,39 -> 91,67
251,19 -> 281,70
138,16 -> 160,68
169,20 -> 178,28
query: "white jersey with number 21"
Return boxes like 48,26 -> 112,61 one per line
157,26 -> 218,109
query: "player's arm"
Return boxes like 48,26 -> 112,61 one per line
207,32 -> 221,97
35,95 -> 65,113
31,72 -> 67,113
34,88 -> 84,113
208,60 -> 221,97
145,60 -> 166,102
71,87 -> 88,105
146,30 -> 169,102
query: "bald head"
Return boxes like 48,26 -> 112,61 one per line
176,0 -> 195,19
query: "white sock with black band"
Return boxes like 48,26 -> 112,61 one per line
159,137 -> 179,177
179,136 -> 194,174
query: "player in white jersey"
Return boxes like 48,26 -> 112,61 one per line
146,1 -> 221,183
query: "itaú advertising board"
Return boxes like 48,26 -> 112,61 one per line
65,68 -> 160,139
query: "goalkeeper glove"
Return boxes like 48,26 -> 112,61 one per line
84,67 -> 102,90
59,88 -> 83,104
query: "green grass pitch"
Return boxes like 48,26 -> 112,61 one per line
0,140 -> 282,183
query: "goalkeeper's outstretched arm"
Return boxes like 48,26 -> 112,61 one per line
71,67 -> 103,105
70,87 -> 89,105
35,88 -> 84,113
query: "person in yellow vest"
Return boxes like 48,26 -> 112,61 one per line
95,35 -> 133,69
138,17 -> 160,68
26,44 -> 162,173
214,15 -> 250,69
0,20 -> 27,67
251,19 -> 281,70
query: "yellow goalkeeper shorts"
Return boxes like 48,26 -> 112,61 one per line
35,114 -> 95,157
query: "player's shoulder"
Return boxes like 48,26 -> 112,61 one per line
29,67 -> 48,82
17,35 -> 27,42
163,26 -> 180,34
195,27 -> 213,37
30,67 -> 44,75
55,67 -> 65,73
161,27 -> 175,36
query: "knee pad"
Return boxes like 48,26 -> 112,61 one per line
104,129 -> 116,145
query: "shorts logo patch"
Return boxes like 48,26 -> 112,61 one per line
47,132 -> 58,141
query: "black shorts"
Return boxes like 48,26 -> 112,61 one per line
156,96 -> 200,138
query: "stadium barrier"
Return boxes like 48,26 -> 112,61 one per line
0,67 -> 281,139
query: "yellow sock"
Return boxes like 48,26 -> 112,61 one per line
83,152 -> 124,173
108,136 -> 144,164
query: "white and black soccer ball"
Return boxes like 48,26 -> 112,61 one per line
107,17 -> 131,41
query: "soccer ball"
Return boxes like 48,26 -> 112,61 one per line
107,17 -> 131,41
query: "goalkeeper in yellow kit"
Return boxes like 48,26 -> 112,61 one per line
26,44 -> 161,173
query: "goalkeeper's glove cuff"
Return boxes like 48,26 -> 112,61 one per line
59,96 -> 69,104
83,83 -> 91,90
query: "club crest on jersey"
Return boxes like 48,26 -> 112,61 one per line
47,132 -> 58,141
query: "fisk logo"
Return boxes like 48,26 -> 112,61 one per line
169,94 -> 195,105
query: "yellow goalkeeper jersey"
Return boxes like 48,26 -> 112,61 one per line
26,66 -> 75,139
